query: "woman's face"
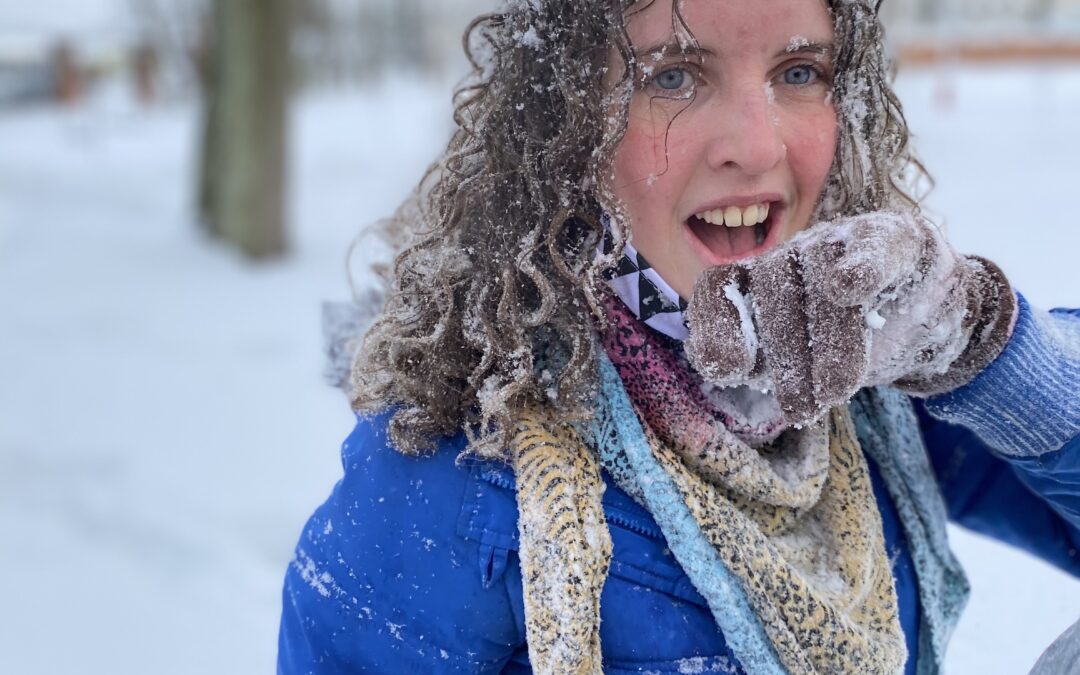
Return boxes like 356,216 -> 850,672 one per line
607,0 -> 838,299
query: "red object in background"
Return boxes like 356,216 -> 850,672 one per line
51,41 -> 82,104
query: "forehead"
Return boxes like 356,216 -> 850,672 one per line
625,0 -> 834,57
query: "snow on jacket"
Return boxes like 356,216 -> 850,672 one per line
278,295 -> 1080,674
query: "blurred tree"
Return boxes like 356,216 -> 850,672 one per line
356,0 -> 431,79
132,41 -> 160,104
293,0 -> 340,85
1027,0 -> 1058,20
915,0 -> 942,22
50,41 -> 83,104
394,0 -> 429,71
199,0 -> 293,258
128,0 -> 212,94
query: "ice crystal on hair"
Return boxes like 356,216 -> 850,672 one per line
350,0 -> 929,460
514,26 -> 545,50
505,0 -> 542,11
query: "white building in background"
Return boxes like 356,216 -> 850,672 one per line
881,0 -> 1080,38
4,0 -> 1079,101
361,0 -> 1080,75
306,0 -> 494,82
883,0 -> 1080,21
0,0 -> 133,103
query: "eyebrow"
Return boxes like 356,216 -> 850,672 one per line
779,41 -> 835,59
632,39 -> 836,62
632,41 -> 715,62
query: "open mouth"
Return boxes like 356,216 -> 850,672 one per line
684,201 -> 782,265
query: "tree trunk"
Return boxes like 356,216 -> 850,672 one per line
197,5 -> 220,235
394,0 -> 427,71
200,0 -> 292,258
915,0 -> 941,23
1027,0 -> 1056,21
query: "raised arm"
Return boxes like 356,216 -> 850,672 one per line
918,297 -> 1080,576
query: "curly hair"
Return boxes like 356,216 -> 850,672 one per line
350,0 -> 930,459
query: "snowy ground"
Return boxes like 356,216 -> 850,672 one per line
1,64 -> 1078,674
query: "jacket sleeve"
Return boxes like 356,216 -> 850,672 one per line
277,413 -> 524,674
917,294 -> 1080,576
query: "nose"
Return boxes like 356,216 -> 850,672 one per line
704,87 -> 787,175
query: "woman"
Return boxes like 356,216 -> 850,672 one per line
278,0 -> 1080,673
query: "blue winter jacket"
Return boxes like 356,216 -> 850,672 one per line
278,297 -> 1080,674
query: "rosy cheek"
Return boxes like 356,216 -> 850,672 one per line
789,110 -> 838,195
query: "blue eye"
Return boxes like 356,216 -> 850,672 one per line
783,65 -> 817,86
655,67 -> 690,91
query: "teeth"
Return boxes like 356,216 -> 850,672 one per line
725,205 -> 743,226
724,206 -> 742,228
695,202 -> 772,228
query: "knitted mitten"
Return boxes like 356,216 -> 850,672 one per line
685,211 -> 1016,426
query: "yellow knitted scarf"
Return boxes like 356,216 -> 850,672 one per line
508,300 -> 906,674
511,403 -> 906,674
511,408 -> 612,675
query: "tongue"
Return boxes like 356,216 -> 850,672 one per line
689,217 -> 759,260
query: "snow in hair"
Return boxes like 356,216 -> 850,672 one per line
349,0 -> 930,459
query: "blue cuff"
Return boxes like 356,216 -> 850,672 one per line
923,293 -> 1080,457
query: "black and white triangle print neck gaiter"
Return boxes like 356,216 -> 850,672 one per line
599,226 -> 690,342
